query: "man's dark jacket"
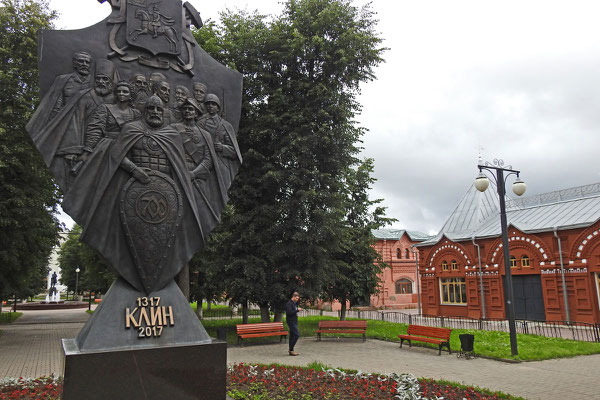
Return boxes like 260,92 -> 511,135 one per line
285,299 -> 299,324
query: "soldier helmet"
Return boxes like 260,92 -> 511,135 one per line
145,95 -> 164,109
204,93 -> 220,108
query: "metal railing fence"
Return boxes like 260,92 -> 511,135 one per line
340,309 -> 600,343
197,306 -> 600,343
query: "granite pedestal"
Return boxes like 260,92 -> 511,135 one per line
62,339 -> 227,400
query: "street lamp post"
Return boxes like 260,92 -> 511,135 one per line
410,245 -> 421,315
75,267 -> 81,300
474,158 -> 526,356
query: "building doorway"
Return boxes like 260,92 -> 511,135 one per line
507,274 -> 546,321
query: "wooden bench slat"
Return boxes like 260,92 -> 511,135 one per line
398,324 -> 452,355
239,332 -> 288,339
236,322 -> 288,346
316,320 -> 367,342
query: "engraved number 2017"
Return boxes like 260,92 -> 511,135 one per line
138,326 -> 163,338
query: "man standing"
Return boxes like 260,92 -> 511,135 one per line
285,292 -> 302,356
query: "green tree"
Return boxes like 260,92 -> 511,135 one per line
193,0 -> 387,320
322,158 -> 393,319
189,225 -> 228,318
0,0 -> 60,310
58,225 -> 115,296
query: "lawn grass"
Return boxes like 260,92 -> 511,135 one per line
205,315 -> 600,361
0,312 -> 22,324
190,302 -> 232,312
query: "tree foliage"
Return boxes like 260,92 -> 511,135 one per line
58,225 -> 115,294
193,0 -> 389,318
323,158 -> 393,319
0,0 -> 60,301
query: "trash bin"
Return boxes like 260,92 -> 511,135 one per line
459,334 -> 474,352
217,327 -> 228,342
458,334 -> 475,359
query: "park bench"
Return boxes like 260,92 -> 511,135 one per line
236,322 -> 288,346
398,324 -> 452,355
316,320 -> 367,342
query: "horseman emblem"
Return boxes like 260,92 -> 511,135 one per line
127,0 -> 183,56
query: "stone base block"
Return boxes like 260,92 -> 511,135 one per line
62,338 -> 227,400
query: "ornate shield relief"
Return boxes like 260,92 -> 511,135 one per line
120,170 -> 182,293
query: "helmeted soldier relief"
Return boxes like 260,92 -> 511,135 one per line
198,93 -> 242,189
172,97 -> 227,233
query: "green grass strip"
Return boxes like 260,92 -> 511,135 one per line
0,312 -> 22,324
204,315 -> 600,361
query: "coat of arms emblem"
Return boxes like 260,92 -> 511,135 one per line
126,0 -> 182,56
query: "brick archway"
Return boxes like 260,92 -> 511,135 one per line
426,240 -> 471,269
487,232 -> 550,266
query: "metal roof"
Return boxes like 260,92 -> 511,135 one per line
372,228 -> 433,242
418,182 -> 600,246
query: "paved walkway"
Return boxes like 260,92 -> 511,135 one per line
1,310 -> 599,399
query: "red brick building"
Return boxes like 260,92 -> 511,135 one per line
370,229 -> 432,309
416,183 -> 600,323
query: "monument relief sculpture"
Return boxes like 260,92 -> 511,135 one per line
26,1 -> 242,398
198,93 -> 242,190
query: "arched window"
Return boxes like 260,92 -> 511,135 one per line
405,249 -> 410,259
510,256 -> 517,268
442,261 -> 448,271
396,248 -> 401,259
451,260 -> 458,270
521,255 -> 530,267
395,278 -> 413,294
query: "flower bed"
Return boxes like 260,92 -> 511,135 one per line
227,363 -> 519,400
0,377 -> 62,400
0,365 -> 519,400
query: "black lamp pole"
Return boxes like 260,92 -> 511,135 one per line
476,159 -> 525,356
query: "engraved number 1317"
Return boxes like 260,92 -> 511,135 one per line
136,297 -> 160,307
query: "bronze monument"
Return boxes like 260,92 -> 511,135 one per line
26,1 -> 242,398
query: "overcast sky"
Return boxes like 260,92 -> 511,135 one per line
48,0 -> 600,235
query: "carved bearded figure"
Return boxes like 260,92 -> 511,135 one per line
69,95 -> 206,294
